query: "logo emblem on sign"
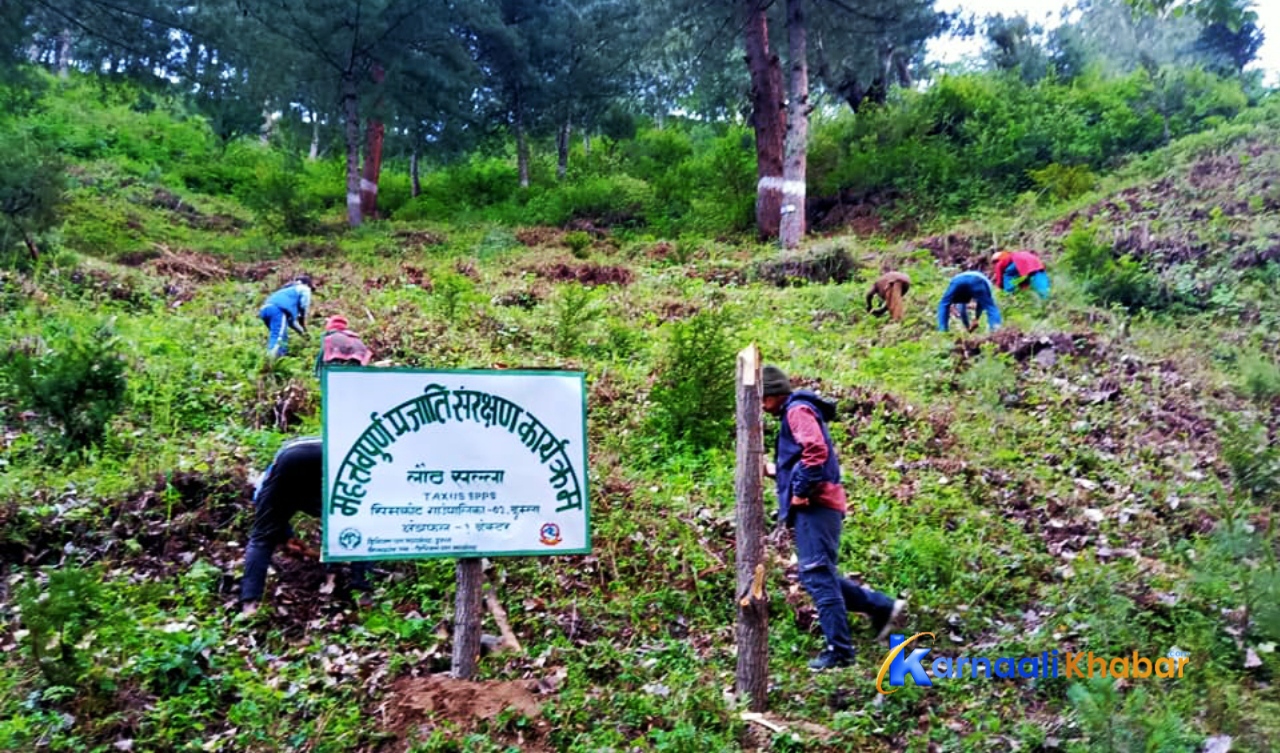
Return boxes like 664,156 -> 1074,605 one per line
338,528 -> 363,550
539,522 -> 562,546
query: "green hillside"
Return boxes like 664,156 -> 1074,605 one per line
3,80 -> 1280,753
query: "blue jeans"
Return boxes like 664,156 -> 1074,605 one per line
1003,270 -> 1051,300
792,506 -> 896,656
938,278 -> 1003,332
259,304 -> 289,357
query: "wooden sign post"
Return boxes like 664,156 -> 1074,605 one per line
452,558 -> 484,678
734,345 -> 769,711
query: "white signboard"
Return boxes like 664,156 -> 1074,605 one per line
321,367 -> 590,561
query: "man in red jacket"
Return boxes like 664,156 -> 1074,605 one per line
992,250 -> 1050,299
762,365 -> 906,670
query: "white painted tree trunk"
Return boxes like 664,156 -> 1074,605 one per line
781,0 -> 809,249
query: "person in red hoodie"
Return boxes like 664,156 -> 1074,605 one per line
761,365 -> 906,671
313,315 -> 373,376
991,250 -> 1050,299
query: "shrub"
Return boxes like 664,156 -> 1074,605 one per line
1060,220 -> 1171,313
16,566 -> 108,686
647,308 -> 736,451
549,284 -> 604,355
754,243 -> 858,287
242,149 -> 318,235
524,174 -> 654,227
1028,163 -> 1097,201
564,230 -> 592,259
1236,352 -> 1280,403
1219,415 -> 1280,502
3,321 -> 129,453
0,124 -> 68,269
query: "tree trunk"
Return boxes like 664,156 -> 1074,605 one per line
260,99 -> 274,144
342,72 -> 363,227
451,558 -> 484,679
743,0 -> 785,241
734,344 -> 768,712
780,0 -> 809,249
360,119 -> 385,219
360,64 -> 387,219
309,117 -> 320,161
57,29 -> 71,78
514,85 -> 530,189
411,145 -> 421,198
23,231 -> 40,262
556,119 -> 571,181
583,129 -> 591,156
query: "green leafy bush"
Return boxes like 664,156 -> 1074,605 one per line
549,284 -> 604,355
3,321 -> 129,453
1067,678 -> 1197,753
808,68 -> 1246,217
1028,163 -> 1098,201
1060,220 -> 1172,313
0,124 -> 68,269
524,174 -> 654,227
564,230 -> 592,258
16,566 -> 108,686
647,308 -> 736,451
242,149 -> 318,235
1235,352 -> 1280,403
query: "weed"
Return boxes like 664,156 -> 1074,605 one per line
957,348 -> 1018,406
646,307 -> 736,451
564,230 -> 592,259
433,270 -> 480,321
2,320 -> 128,454
1235,352 -> 1280,403
549,284 -> 604,356
16,566 -> 109,686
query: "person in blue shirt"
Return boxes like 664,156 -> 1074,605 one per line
938,271 -> 1002,332
259,275 -> 314,357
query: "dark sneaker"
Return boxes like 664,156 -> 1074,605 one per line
872,598 -> 908,642
808,648 -> 856,671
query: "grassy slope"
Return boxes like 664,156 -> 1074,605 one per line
2,111 -> 1280,753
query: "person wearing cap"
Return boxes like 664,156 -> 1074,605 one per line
240,436 -> 373,616
991,250 -> 1050,299
866,271 -> 911,321
938,271 -> 1002,333
761,364 -> 906,671
259,274 -> 314,358
314,315 -> 373,376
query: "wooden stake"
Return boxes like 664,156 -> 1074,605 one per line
735,344 -> 769,712
451,557 -> 483,678
484,577 -> 523,654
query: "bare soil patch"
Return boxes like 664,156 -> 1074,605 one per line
380,673 -> 552,753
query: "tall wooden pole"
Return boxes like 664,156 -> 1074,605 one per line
451,558 -> 484,678
735,344 -> 769,711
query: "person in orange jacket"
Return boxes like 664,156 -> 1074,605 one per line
991,250 -> 1050,299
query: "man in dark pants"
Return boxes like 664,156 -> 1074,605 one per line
240,436 -> 372,615
762,365 -> 906,670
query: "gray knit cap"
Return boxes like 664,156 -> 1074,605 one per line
761,365 -> 793,397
